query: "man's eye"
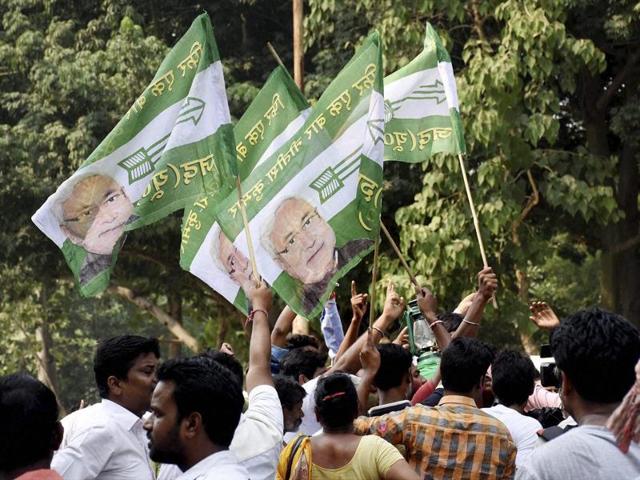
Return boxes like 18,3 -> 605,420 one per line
106,193 -> 120,203
304,218 -> 311,227
282,248 -> 289,254
288,237 -> 295,245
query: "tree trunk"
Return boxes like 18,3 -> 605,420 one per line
168,291 -> 183,358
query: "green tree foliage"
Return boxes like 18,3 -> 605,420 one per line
305,0 -> 639,345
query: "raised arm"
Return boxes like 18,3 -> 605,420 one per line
334,281 -> 368,362
246,280 -> 274,392
331,282 -> 405,375
357,329 -> 380,414
271,305 -> 296,348
416,285 -> 450,351
452,267 -> 497,339
529,301 -> 561,331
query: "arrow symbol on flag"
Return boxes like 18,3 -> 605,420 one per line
310,147 -> 361,204
176,97 -> 205,126
118,97 -> 207,183
367,118 -> 385,145
386,79 -> 446,119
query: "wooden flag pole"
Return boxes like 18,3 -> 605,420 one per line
368,235 -> 380,332
292,0 -> 304,90
457,153 -> 498,308
380,222 -> 419,289
267,42 -> 287,71
235,177 -> 261,283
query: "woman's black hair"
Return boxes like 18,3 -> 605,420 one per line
314,372 -> 358,431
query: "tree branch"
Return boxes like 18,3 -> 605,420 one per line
511,170 -> 540,246
469,0 -> 488,45
108,285 -> 200,352
596,48 -> 640,113
611,233 -> 640,255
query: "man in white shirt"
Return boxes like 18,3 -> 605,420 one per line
52,335 -> 160,480
144,355 -> 248,480
155,281 -> 282,480
483,350 -> 542,468
517,308 -> 640,479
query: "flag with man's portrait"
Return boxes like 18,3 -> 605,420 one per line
213,33 -> 385,319
180,66 -> 311,314
383,22 -> 466,162
31,13 -> 236,297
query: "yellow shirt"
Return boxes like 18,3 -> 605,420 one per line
312,435 -> 403,480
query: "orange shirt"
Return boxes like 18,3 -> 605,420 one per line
354,395 -> 516,479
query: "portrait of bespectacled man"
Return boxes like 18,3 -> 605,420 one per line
57,174 -> 136,285
210,227 -> 255,297
263,197 -> 372,314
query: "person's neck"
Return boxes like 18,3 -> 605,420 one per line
378,388 -> 408,406
323,424 -> 355,435
572,400 -> 619,427
180,443 -> 227,472
3,458 -> 51,479
442,389 -> 476,402
504,402 -> 525,414
106,395 -> 143,418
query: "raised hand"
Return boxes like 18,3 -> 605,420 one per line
359,329 -> 381,376
478,267 -> 498,301
415,285 -> 438,318
350,280 -> 368,322
247,279 -> 272,313
392,326 -> 410,348
382,281 -> 405,321
529,301 -> 560,330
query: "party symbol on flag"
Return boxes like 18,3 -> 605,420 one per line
309,147 -> 360,203
118,97 -> 206,183
385,79 -> 446,119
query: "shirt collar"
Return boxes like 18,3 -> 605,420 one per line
101,399 -> 142,431
437,395 -> 478,408
177,450 -> 238,479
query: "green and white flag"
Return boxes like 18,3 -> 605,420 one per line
179,66 -> 311,313
213,33 -> 384,319
383,22 -> 466,162
32,13 -> 236,296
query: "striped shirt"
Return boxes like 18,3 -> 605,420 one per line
354,395 -> 516,479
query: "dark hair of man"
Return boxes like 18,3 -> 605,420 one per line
94,335 -> 160,398
373,343 -> 412,391
315,373 -> 358,431
199,349 -> 244,387
491,349 -> 537,406
286,334 -> 320,350
273,374 -> 306,409
440,337 -> 495,393
281,347 -> 327,381
0,374 -> 59,474
550,308 -> 640,403
437,312 -> 464,333
156,357 -> 243,448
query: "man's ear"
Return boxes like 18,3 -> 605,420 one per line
107,375 -> 124,397
61,224 -> 84,247
52,421 -> 64,452
183,412 -> 202,439
298,374 -> 309,385
560,370 -> 573,396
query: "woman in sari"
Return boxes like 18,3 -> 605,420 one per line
276,372 -> 418,480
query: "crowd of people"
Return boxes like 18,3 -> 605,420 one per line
1,267 -> 639,480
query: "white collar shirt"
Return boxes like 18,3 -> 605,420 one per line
52,399 -> 155,480
483,403 -> 543,468
174,450 -> 249,480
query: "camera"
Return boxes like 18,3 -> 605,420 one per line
539,344 -> 561,389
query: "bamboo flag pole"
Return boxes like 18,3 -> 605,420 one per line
380,222 -> 420,289
292,0 -> 304,90
368,235 -> 380,332
457,153 -> 498,308
267,42 -> 287,71
235,177 -> 261,283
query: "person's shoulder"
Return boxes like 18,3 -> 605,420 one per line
248,383 -> 279,403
